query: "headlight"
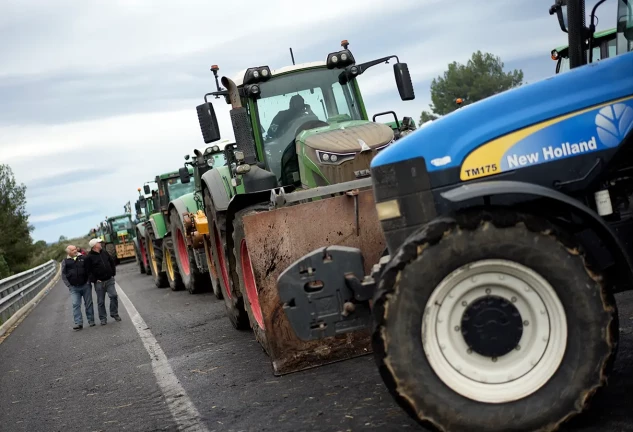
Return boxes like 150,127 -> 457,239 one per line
207,159 -> 214,167
326,49 -> 355,69
316,150 -> 356,165
243,66 -> 272,85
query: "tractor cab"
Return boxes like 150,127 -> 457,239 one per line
108,214 -> 135,244
552,28 -> 617,73
178,143 -> 227,190
196,41 -> 415,192
155,168 -> 195,214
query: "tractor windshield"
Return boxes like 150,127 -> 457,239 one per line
254,67 -> 363,180
166,176 -> 194,200
617,0 -> 633,54
111,218 -> 132,232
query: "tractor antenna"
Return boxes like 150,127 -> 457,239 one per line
289,48 -> 295,65
211,65 -> 222,98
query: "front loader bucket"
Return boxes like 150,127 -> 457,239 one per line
242,188 -> 385,375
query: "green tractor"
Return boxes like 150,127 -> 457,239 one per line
187,39 -> 416,374
552,27 -> 616,73
103,213 -> 136,265
134,185 -> 159,275
176,143 -> 228,300
142,167 -> 198,291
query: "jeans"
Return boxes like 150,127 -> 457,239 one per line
70,283 -> 94,325
95,278 -> 119,323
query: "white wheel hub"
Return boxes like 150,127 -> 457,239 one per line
422,259 -> 567,404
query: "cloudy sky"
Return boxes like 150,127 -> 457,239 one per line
0,0 -> 617,243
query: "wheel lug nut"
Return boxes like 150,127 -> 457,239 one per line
492,357 -> 497,363
511,296 -> 517,303
461,301 -> 467,307
467,348 -> 473,354
485,288 -> 491,295
515,344 -> 521,351
523,320 -> 529,326
454,326 -> 460,332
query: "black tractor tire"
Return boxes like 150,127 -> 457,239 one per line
372,210 -> 618,432
105,243 -> 118,266
206,197 -> 249,330
169,209 -> 211,294
232,205 -> 270,354
140,232 -> 152,276
146,229 -> 168,288
203,189 -> 223,300
162,236 -> 184,291
134,240 -> 146,274
203,234 -> 222,300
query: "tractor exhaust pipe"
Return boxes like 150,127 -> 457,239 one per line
567,0 -> 587,69
220,76 -> 257,164
221,76 -> 242,109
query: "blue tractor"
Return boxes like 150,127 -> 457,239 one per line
278,0 -> 633,430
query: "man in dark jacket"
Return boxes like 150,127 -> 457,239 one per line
85,238 -> 121,325
62,245 -> 95,330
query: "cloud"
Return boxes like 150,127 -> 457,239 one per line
0,0 -> 618,242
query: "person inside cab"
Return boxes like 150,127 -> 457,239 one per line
266,94 -> 308,140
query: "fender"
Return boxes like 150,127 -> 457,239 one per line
136,222 -> 146,240
201,167 -> 231,212
168,192 -> 200,225
149,213 -> 167,239
441,179 -> 633,288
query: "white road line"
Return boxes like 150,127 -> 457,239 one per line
116,282 -> 209,432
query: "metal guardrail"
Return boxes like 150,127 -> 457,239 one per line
0,260 -> 58,325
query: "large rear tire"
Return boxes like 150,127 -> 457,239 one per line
135,241 -> 146,274
204,234 -> 222,300
146,229 -> 168,288
205,197 -> 249,330
233,205 -> 269,353
163,237 -> 184,291
170,209 -> 211,294
139,230 -> 152,276
105,243 -> 118,266
372,210 -> 618,432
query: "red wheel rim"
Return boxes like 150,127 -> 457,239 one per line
214,225 -> 231,299
240,239 -> 264,329
140,239 -> 147,267
176,229 -> 190,275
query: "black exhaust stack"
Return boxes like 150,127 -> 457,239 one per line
567,0 -> 587,69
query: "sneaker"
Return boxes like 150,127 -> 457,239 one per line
89,322 -> 96,327
113,316 -> 122,322
100,321 -> 107,325
73,324 -> 83,330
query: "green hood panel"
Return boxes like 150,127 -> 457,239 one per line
298,120 -> 394,153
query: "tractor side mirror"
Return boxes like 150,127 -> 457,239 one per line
139,197 -> 147,209
549,1 -> 568,33
135,202 -> 141,213
393,63 -> 415,101
179,167 -> 191,184
143,185 -> 151,195
196,102 -> 221,144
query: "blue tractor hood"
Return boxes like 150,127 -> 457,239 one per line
371,51 -> 633,179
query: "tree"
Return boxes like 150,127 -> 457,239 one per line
0,164 -> 34,274
419,51 -> 524,126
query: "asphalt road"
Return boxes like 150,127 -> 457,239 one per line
0,262 -> 632,432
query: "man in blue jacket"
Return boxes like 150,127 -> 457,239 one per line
61,245 -> 95,330
85,238 -> 121,325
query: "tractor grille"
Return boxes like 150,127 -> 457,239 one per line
319,151 -> 376,185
